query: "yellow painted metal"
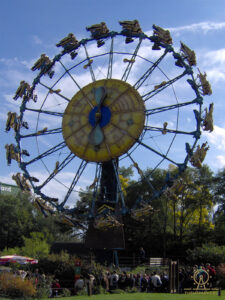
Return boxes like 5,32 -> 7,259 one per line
62,79 -> 145,162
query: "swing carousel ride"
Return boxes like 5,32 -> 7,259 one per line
5,20 -> 213,248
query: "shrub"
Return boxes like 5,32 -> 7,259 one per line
125,286 -> 139,293
110,289 -> 126,294
0,272 -> 36,299
62,288 -> 71,297
36,252 -> 77,289
35,275 -> 52,299
76,288 -> 87,296
186,243 -> 225,266
94,284 -> 109,295
35,286 -> 50,299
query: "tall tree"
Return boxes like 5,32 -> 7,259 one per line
0,193 -> 34,250
212,167 -> 225,244
0,192 -> 79,251
166,165 -> 214,248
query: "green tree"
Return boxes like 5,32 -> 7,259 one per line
186,243 -> 225,265
0,193 -> 34,250
123,167 -> 168,255
211,168 -> 225,245
122,165 -> 215,257
21,232 -> 50,258
212,167 -> 225,212
119,165 -> 134,179
166,166 -> 214,247
0,192 -> 81,251
213,210 -> 225,245
1,232 -> 50,259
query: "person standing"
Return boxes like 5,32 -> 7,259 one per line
86,273 -> 95,296
51,279 -> 61,297
139,247 -> 146,264
74,276 -> 84,294
151,272 -> 162,292
110,271 -> 119,289
141,274 -> 148,292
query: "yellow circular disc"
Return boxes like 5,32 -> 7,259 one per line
62,79 -> 145,162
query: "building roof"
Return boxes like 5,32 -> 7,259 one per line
0,182 -> 20,196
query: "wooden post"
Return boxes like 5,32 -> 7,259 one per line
169,260 -> 179,293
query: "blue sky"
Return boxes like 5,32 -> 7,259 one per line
1,0 -> 225,203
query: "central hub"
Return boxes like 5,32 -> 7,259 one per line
89,106 -> 111,127
62,79 -> 145,162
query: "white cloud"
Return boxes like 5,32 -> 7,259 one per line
206,69 -> 225,83
204,49 -> 225,65
203,125 -> 225,150
0,174 -> 15,185
168,22 -> 225,34
0,57 -> 20,66
216,155 -> 225,167
196,48 -> 225,84
32,35 -> 42,45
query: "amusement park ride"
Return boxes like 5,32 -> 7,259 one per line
6,20 -> 213,252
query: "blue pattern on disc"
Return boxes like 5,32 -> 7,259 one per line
89,106 -> 111,128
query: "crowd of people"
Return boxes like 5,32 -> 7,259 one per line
74,270 -> 169,295
6,263 -> 218,297
72,263 -> 218,296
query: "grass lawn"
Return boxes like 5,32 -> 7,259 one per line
1,291 -> 224,300
33,291 -> 225,300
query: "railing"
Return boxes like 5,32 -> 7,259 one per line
118,255 -> 137,267
67,254 -> 171,268
149,257 -> 170,266
118,256 -> 170,268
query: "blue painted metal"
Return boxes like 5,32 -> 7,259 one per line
89,164 -> 101,218
133,49 -> 168,90
38,153 -> 75,190
113,250 -> 119,267
20,128 -> 62,138
24,141 -> 66,166
142,71 -> 188,102
89,106 -> 111,128
59,160 -> 88,210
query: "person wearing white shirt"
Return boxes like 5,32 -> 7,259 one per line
151,272 -> 162,292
